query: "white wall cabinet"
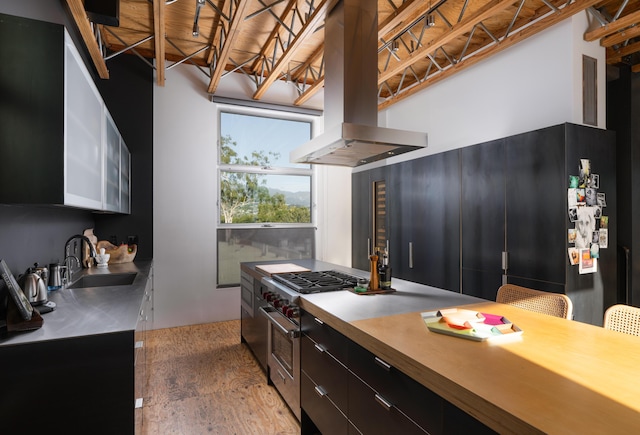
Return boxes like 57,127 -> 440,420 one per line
104,110 -> 131,213
0,14 -> 130,213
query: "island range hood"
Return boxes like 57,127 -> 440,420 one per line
290,0 -> 427,167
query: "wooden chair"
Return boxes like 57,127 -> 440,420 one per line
496,284 -> 573,320
603,304 -> 640,336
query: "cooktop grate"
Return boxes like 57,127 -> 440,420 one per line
272,270 -> 359,294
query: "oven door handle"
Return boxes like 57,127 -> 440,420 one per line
259,306 -> 300,339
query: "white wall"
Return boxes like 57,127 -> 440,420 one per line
153,64 -> 351,328
377,13 -> 605,166
153,12 -> 604,329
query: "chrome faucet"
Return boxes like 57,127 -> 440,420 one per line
64,234 -> 97,284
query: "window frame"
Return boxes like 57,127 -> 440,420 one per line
216,105 -> 317,230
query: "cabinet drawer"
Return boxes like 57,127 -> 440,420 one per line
444,400 -> 497,434
301,310 -> 348,363
348,340 -> 443,435
301,371 -> 349,435
301,335 -> 348,411
349,372 -> 428,435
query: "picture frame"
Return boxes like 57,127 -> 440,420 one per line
1,259 -> 33,321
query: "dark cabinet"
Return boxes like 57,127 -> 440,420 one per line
300,310 -> 496,435
352,166 -> 387,271
387,151 -> 461,290
460,124 -> 616,323
355,123 -> 617,325
461,139 -> 506,299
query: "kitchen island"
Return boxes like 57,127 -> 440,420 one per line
0,261 -> 153,435
242,259 -> 640,434
299,279 -> 640,434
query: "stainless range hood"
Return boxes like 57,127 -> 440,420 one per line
291,0 -> 427,167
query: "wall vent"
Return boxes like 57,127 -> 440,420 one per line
583,55 -> 597,126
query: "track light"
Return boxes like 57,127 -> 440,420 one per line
193,0 -> 205,37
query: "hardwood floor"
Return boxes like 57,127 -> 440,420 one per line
141,320 -> 300,434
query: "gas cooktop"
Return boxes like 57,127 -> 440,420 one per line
272,270 -> 359,294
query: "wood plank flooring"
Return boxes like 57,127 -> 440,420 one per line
141,320 -> 300,434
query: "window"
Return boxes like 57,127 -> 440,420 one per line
217,110 -> 316,286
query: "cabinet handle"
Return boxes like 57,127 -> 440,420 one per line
374,393 -> 392,411
374,356 -> 391,371
367,238 -> 371,256
502,251 -> 509,271
314,317 -> 324,325
409,242 -> 414,269
314,385 -> 327,397
314,343 -> 326,353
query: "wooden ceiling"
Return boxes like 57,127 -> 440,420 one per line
66,0 -> 640,110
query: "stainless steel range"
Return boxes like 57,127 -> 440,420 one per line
259,270 -> 359,421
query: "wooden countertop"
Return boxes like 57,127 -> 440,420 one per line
302,299 -> 640,434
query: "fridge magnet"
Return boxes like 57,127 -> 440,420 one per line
569,175 -> 579,188
589,174 -> 600,189
576,188 -> 586,203
600,215 -> 609,229
568,188 -> 578,207
597,192 -> 606,207
590,243 -> 600,259
575,206 -> 596,249
585,188 -> 597,206
579,248 -> 597,274
599,228 -> 608,248
568,207 -> 578,223
568,228 -> 577,244
568,248 -> 579,265
579,159 -> 590,187
592,230 -> 600,244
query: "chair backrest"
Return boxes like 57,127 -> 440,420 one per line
496,284 -> 573,320
603,304 -> 640,336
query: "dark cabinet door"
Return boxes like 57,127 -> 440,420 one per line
387,160 -> 415,281
352,166 -> 387,272
461,139 -> 506,300
389,152 -> 460,290
352,170 -> 371,271
505,125 -> 566,286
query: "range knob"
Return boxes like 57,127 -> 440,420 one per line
273,298 -> 282,308
285,304 -> 299,318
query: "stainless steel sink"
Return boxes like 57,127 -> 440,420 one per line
67,272 -> 137,289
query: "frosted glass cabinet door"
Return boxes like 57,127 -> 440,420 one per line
120,142 -> 131,214
104,112 -> 121,212
64,34 -> 103,209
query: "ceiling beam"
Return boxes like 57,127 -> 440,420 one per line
600,24 -> 640,48
249,0 -> 298,73
378,0 -> 516,85
607,40 -> 640,64
208,0 -> 252,94
379,0 -> 605,110
153,0 -> 166,86
584,9 -> 640,41
65,0 -> 109,78
252,0 -> 338,100
294,77 -> 324,106
378,0 -> 429,41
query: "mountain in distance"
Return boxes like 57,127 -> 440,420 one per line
269,188 -> 310,207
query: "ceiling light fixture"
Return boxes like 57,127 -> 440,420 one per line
193,0 -> 205,37
427,1 -> 435,27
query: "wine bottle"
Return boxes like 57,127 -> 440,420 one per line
379,248 -> 392,290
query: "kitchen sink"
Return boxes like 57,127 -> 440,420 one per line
67,272 -> 137,289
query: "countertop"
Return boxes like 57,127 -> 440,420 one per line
0,260 -> 152,347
